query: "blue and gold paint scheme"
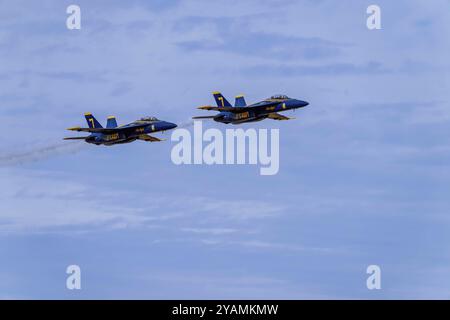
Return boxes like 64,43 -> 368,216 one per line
64,114 -> 177,146
106,116 -> 118,128
193,92 -> 309,124
234,95 -> 247,107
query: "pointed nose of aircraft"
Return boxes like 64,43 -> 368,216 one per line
296,100 -> 309,108
165,121 -> 177,130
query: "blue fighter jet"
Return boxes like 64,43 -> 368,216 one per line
192,92 -> 309,124
64,113 -> 177,146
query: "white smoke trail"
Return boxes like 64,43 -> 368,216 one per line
0,141 -> 86,167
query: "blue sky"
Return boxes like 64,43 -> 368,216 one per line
0,0 -> 449,299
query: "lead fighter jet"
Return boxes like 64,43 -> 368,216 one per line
64,113 -> 177,146
193,92 -> 309,124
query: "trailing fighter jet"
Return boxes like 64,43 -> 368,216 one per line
64,113 -> 177,146
193,92 -> 309,124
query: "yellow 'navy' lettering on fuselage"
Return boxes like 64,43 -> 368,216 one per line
105,133 -> 119,141
235,112 -> 250,120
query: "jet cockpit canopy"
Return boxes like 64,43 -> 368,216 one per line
270,94 -> 290,100
140,116 -> 159,122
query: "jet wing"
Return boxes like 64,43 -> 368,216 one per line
197,105 -> 244,112
67,122 -> 150,133
198,100 -> 280,113
137,134 -> 164,142
67,126 -> 118,133
267,113 -> 294,120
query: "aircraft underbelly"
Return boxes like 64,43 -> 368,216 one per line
101,133 -> 137,145
231,115 -> 267,124
103,139 -> 136,146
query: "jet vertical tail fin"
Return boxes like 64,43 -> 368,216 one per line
235,95 -> 247,107
84,113 -> 103,128
106,116 -> 118,128
213,91 -> 232,107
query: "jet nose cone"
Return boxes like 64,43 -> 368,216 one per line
297,100 -> 309,107
167,122 -> 177,130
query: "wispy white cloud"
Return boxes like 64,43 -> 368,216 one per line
0,168 -> 285,235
